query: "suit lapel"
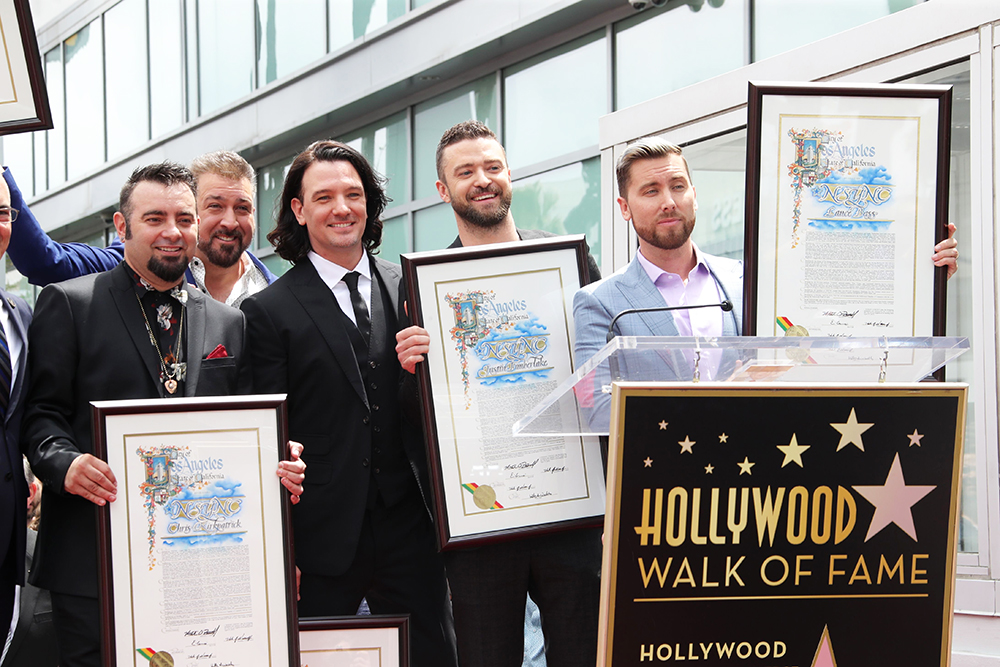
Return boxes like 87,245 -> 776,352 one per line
108,264 -> 166,394
1,292 -> 27,423
289,261 -> 369,409
615,258 -> 680,337
183,289 -> 207,396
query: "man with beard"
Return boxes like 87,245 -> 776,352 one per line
394,121 -> 602,667
573,136 -> 960,378
3,151 -> 275,306
21,163 -> 304,667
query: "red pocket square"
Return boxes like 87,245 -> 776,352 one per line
206,344 -> 229,359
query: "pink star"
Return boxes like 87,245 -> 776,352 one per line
853,453 -> 936,541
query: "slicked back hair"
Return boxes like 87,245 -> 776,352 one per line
268,140 -> 388,262
190,150 -> 257,196
616,136 -> 691,198
118,162 -> 197,235
435,120 -> 503,182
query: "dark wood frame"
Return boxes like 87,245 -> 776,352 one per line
743,81 -> 951,339
401,234 -> 602,550
92,396 -> 298,667
299,615 -> 409,666
0,0 -> 52,133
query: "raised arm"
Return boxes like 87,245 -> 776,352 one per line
4,168 -> 124,286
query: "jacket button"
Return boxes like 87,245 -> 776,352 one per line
370,382 -> 378,391
374,467 -> 380,474
369,360 -> 377,368
373,426 -> 381,433
362,458 -> 370,467
362,416 -> 370,425
374,448 -> 381,454
372,404 -> 379,411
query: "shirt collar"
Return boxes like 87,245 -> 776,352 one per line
307,250 -> 371,286
636,243 -> 711,286
124,262 -> 189,304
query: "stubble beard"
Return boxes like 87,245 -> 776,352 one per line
639,214 -> 696,252
198,229 -> 247,269
451,186 -> 512,230
148,254 -> 190,285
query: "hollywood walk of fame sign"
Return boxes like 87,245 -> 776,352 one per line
598,383 -> 967,666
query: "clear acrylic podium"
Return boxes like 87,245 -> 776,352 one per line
513,336 -> 970,437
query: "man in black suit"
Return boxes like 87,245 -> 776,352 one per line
241,141 -> 457,667
0,172 -> 32,658
395,121 -> 602,667
21,162 -> 305,667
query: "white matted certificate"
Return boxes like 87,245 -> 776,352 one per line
744,82 -> 951,339
0,0 -> 51,132
93,395 -> 297,667
402,235 -> 606,548
300,616 -> 408,667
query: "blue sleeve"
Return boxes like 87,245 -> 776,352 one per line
4,168 -> 123,286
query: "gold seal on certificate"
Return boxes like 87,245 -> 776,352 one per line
150,651 -> 174,667
473,484 -> 497,510
785,324 -> 809,337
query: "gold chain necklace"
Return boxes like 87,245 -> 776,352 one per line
135,292 -> 186,394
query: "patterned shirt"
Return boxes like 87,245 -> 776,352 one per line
125,263 -> 188,395
189,253 -> 269,308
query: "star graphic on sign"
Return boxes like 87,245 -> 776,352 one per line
809,626 -> 837,667
643,457 -> 653,467
678,436 -> 695,454
718,433 -> 729,443
853,452 -> 936,541
737,457 -> 755,475
831,407 -> 874,452
908,429 -> 924,447
658,421 -> 668,430
776,433 -> 810,468
704,464 -> 714,474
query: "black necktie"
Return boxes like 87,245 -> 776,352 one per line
343,272 -> 371,347
0,319 -> 11,419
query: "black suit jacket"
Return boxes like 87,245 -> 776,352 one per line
242,255 -> 429,576
0,290 -> 30,589
22,262 -> 251,597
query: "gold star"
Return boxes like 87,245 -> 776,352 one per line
718,433 -> 728,443
853,453 -> 935,541
643,457 -> 653,467
831,408 -> 874,452
704,464 -> 714,474
907,429 -> 924,447
678,436 -> 695,454
777,433 -> 810,468
658,421 -> 668,430
737,457 -> 755,475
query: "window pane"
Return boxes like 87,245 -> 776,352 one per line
44,47 -> 64,189
906,63 -> 976,552
2,132 -> 34,198
754,0 -> 920,62
339,112 -> 408,210
257,0 -> 326,85
413,75 -> 498,200
65,20 -> 104,179
256,157 -> 293,250
199,0 -> 255,115
150,0 -> 184,138
615,1 -> 745,111
510,157 -> 601,266
504,33 -> 606,171
378,214 -> 407,264
683,131 -> 747,260
413,202 -> 456,252
4,256 -> 34,306
105,0 -> 149,159
261,253 -> 293,277
185,0 -> 198,121
330,0 -> 407,52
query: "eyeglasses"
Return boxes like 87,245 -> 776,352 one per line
0,207 -> 18,223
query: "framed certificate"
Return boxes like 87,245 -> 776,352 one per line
744,81 -> 951,338
0,0 -> 52,133
402,235 -> 606,549
93,395 -> 298,667
300,616 -> 408,667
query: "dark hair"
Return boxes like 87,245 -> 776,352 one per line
616,136 -> 690,198
435,120 -> 502,182
119,162 -> 197,224
268,140 -> 388,262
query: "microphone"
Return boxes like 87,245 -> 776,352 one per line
606,300 -> 734,343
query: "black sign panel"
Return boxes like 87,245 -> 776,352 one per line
601,384 -> 966,667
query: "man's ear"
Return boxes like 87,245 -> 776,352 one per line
436,180 -> 451,204
617,196 -> 632,222
113,211 -> 128,241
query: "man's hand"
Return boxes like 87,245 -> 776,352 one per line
278,440 -> 306,504
64,454 -> 117,506
396,325 -> 430,374
933,222 -> 958,279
